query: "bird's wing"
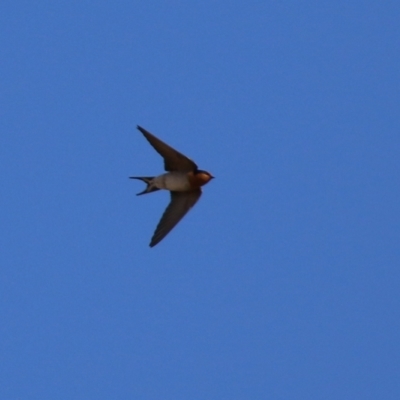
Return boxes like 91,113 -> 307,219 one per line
150,190 -> 202,247
137,125 -> 198,172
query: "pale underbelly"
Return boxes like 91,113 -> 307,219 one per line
155,173 -> 191,191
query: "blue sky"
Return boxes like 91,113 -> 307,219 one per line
1,1 -> 399,399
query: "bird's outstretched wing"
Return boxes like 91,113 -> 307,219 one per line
150,190 -> 202,247
137,125 -> 198,172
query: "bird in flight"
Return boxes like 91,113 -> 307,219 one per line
130,125 -> 214,247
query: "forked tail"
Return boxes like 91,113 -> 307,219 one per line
129,176 -> 159,195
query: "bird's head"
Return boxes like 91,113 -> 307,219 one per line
194,170 -> 215,186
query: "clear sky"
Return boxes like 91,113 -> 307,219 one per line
1,2 -> 399,399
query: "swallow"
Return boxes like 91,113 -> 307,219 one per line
130,125 -> 214,247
